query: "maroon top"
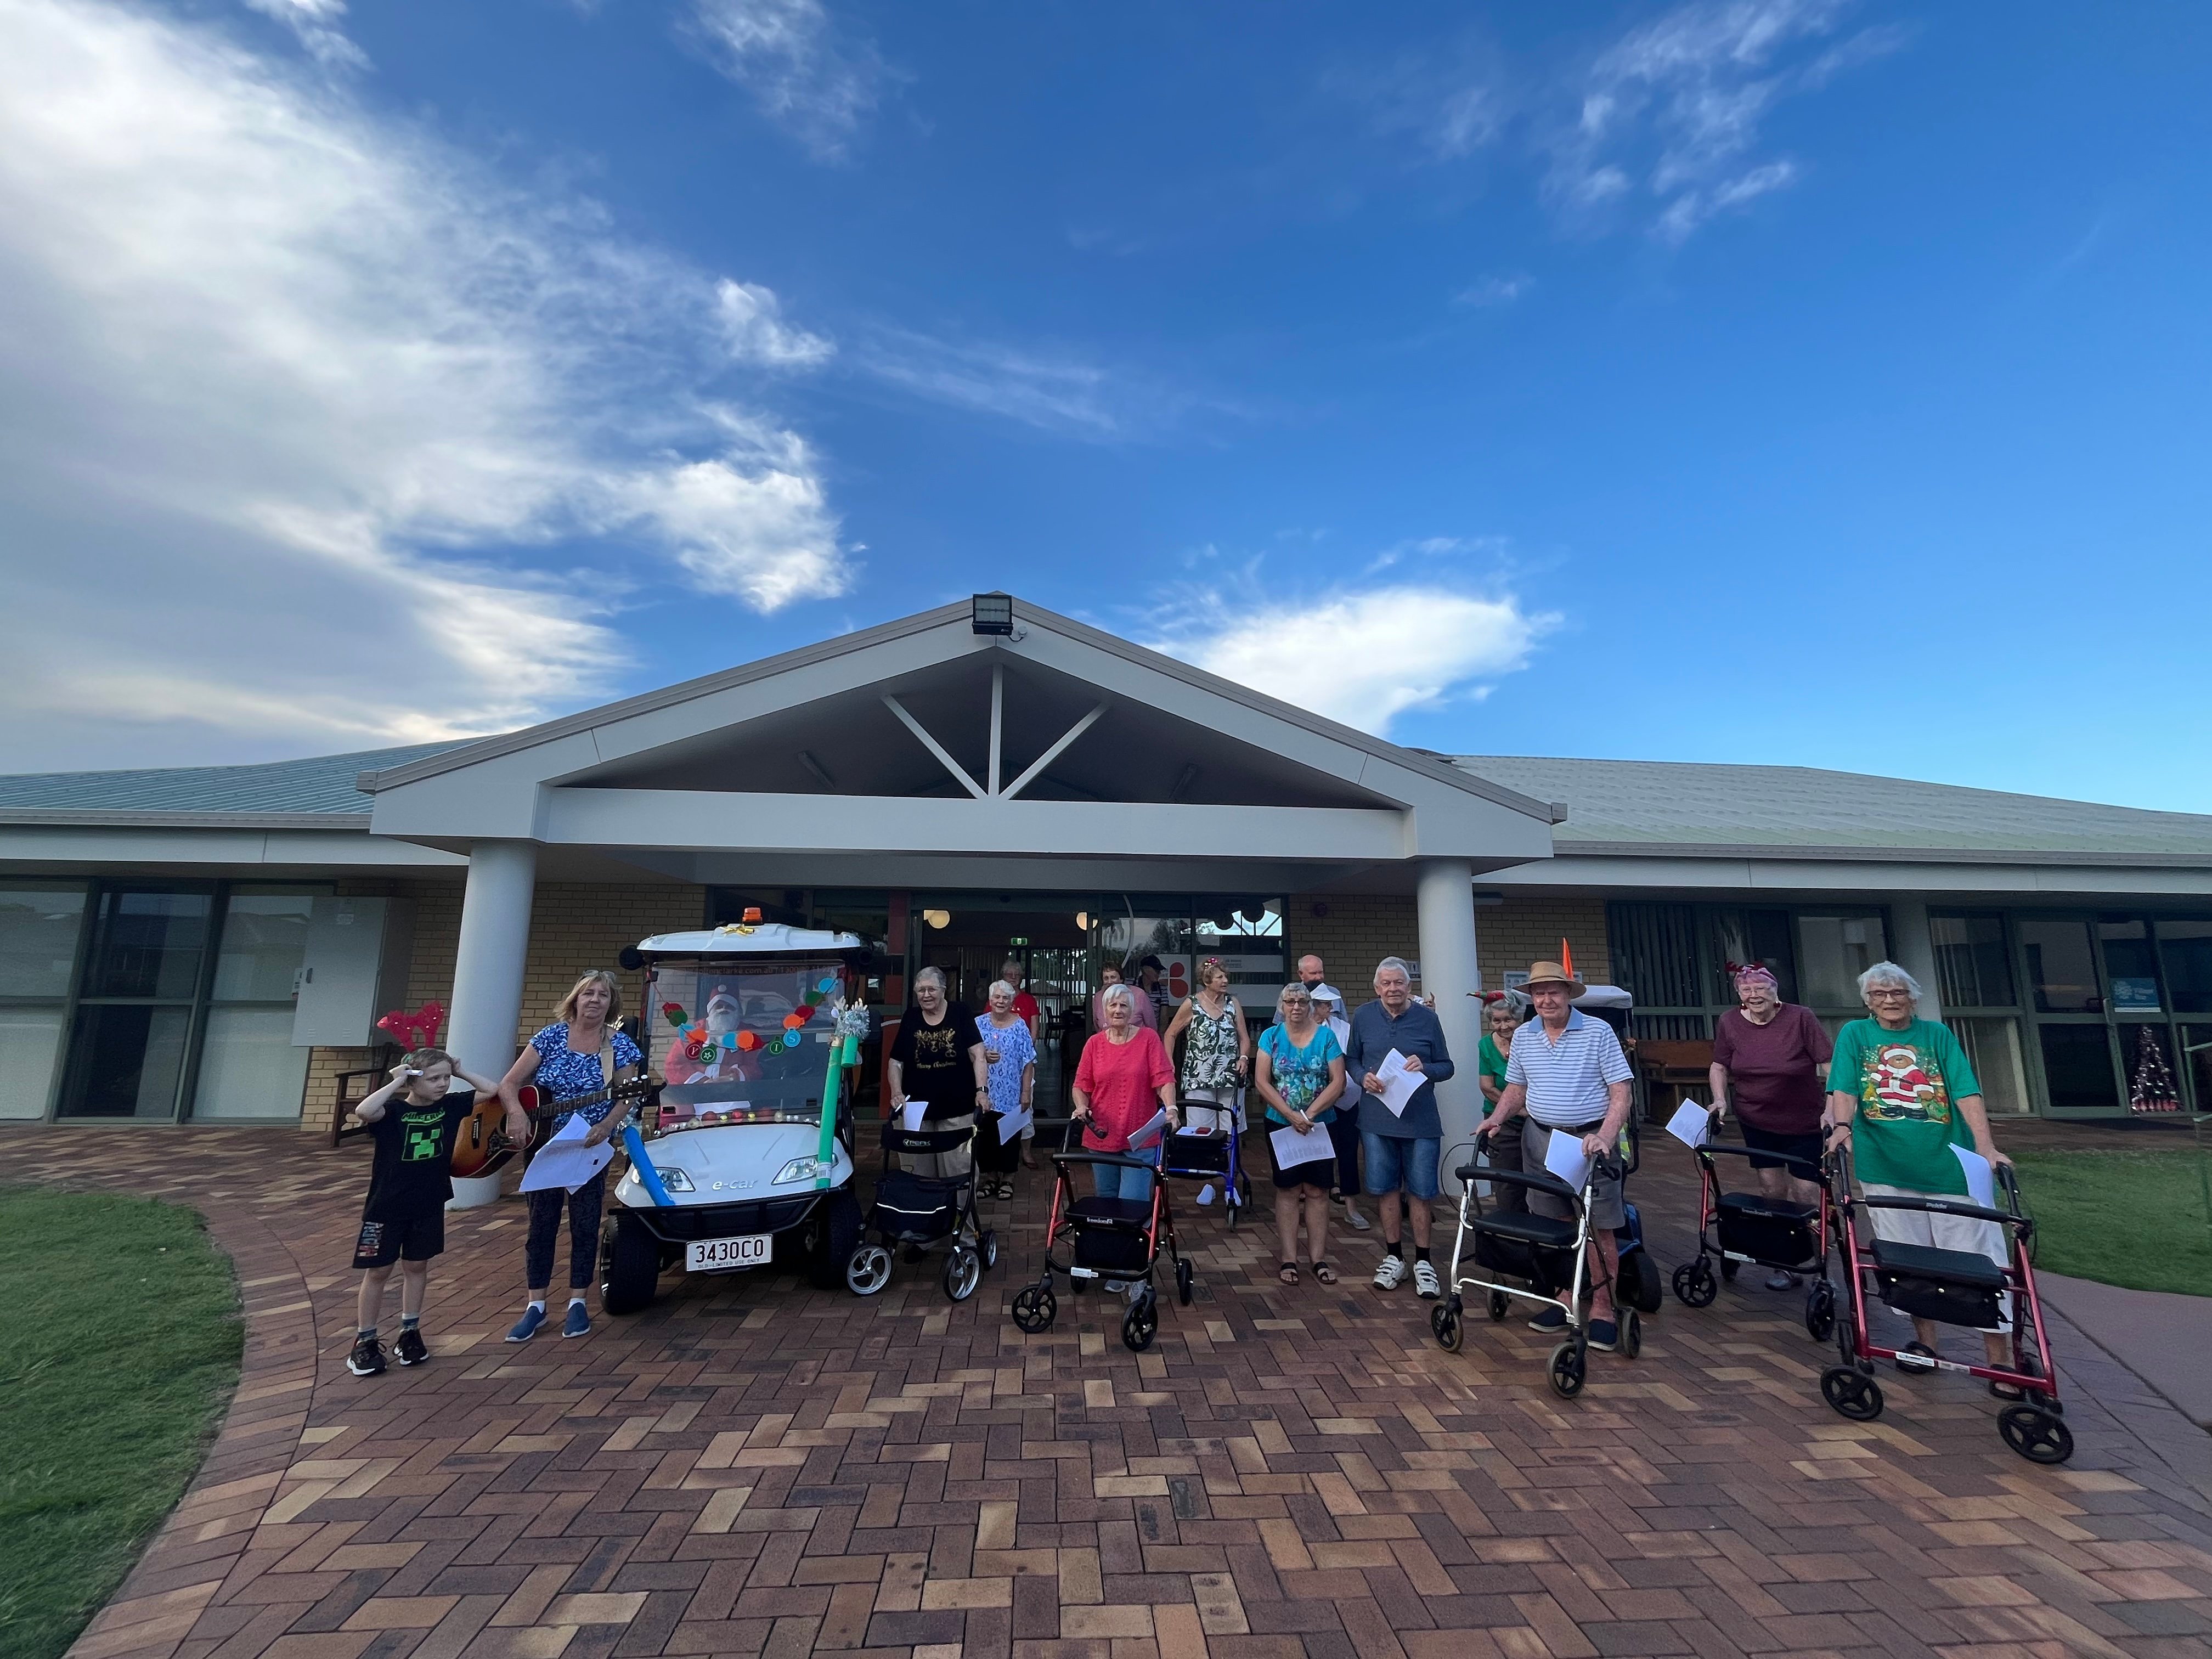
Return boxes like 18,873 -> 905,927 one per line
1712,1003 -> 1833,1135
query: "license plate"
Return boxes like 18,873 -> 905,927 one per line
685,1233 -> 771,1271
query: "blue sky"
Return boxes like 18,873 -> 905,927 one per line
3,1 -> 2209,810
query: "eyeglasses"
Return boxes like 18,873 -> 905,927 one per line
1866,988 -> 1914,1000
1281,994 -> 1312,1005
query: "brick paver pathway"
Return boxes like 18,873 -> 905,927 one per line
10,1124 -> 2211,1659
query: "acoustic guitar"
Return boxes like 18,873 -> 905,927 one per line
450,1077 -> 654,1178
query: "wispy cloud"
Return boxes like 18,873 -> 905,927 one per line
1149,578 -> 1555,735
685,0 -> 889,161
855,326 -> 1225,442
0,0 -> 851,766
1455,273 -> 1532,307
239,0 -> 365,70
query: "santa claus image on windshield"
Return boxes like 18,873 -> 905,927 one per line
1864,1042 -> 1953,1124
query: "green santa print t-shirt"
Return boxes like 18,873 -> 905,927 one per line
1827,1017 -> 1982,1194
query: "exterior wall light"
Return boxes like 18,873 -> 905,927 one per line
922,909 -> 952,929
970,592 -> 1014,635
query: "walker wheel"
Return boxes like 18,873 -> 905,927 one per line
1620,1307 -> 1641,1360
1226,1174 -> 1251,1231
1673,1260 -> 1718,1308
1804,1279 -> 1836,1342
1488,1289 -> 1509,1322
845,1244 -> 892,1296
1548,1340 -> 1586,1399
1431,1297 -> 1463,1352
980,1229 -> 998,1271
1122,1289 -> 1158,1352
1821,1365 -> 1884,1421
944,1246 -> 981,1303
1998,1404 -> 2074,1465
1011,1283 -> 1056,1333
1175,1257 -> 1194,1306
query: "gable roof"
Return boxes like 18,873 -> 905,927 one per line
1447,755 -> 2212,866
0,741 -> 469,828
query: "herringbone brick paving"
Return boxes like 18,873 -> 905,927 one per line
11,1124 -> 2211,1659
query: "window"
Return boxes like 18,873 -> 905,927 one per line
0,884 -> 86,1120
1607,903 -> 1703,1025
2019,917 -> 2100,1013
1706,909 -> 1796,1006
193,888 -> 317,1120
2036,1024 -> 2117,1113
2099,919 -> 2162,1014
1950,1018 -> 2030,1115
1795,915 -> 1887,1008
1932,915 -> 2014,1009
2157,921 -> 2212,1015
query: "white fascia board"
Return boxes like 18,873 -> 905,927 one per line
0,824 -> 465,871
615,849 -> 1382,891
1489,854 -> 2212,898
368,733 -> 603,840
541,788 -> 1410,861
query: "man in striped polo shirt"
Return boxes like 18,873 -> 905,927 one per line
1486,959 -> 1635,1352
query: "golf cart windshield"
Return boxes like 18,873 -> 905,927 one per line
650,958 -> 849,1123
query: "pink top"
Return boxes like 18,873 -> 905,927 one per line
1074,1026 -> 1174,1151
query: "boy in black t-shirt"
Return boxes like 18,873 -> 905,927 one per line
347,1047 -> 500,1377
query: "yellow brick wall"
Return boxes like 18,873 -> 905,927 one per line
1283,891 -> 1614,1009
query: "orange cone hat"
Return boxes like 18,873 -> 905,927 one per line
1559,938 -> 1575,980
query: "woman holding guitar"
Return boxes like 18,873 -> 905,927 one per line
498,969 -> 643,1342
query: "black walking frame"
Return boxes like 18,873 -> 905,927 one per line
845,1116 -> 1000,1303
1671,1106 -> 1841,1343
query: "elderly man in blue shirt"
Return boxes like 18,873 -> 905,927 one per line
1346,956 -> 1456,1298
1485,958 -> 1636,1352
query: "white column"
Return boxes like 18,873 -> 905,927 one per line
1888,897 -> 1944,1025
445,840 -> 538,1079
1416,857 -> 1482,1153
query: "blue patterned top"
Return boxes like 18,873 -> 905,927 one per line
530,1023 -> 644,1127
975,1015 -> 1036,1114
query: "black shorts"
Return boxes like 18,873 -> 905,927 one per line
1741,1122 -> 1822,1176
353,1206 -> 445,1269
1268,1121 -> 1335,1190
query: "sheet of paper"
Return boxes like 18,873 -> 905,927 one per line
1542,1126 -> 1594,1192
900,1100 -> 928,1132
519,1111 -> 615,1193
1269,1122 -> 1335,1169
1373,1049 -> 1423,1118
1125,1108 -> 1169,1149
1951,1144 -> 1996,1209
995,1106 -> 1032,1145
1665,1100 -> 1712,1149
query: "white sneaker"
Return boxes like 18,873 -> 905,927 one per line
1197,1184 -> 1216,1206
1372,1255 -> 1409,1291
1342,1204 -> 1371,1232
1413,1260 -> 1441,1299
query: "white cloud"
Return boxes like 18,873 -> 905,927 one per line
856,326 -> 1219,441
1151,585 -> 1554,735
686,0 -> 887,161
0,0 -> 850,768
240,0 -> 365,70
716,278 -> 835,367
1455,273 -> 1532,307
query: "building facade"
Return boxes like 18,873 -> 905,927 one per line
5,599 -> 2209,1136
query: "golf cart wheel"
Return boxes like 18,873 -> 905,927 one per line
1804,1279 -> 1836,1343
1719,1257 -> 1739,1283
845,1243 -> 893,1297
1488,1289 -> 1509,1322
1821,1365 -> 1884,1421
944,1246 -> 982,1303
1997,1404 -> 2074,1465
1431,1297 -> 1463,1352
979,1228 -> 999,1271
1673,1259 -> 1718,1308
1547,1340 -> 1586,1399
808,1189 -> 862,1290
1620,1308 -> 1642,1360
601,1212 -> 662,1316
1011,1282 -> 1056,1333
1122,1288 -> 1158,1352
1175,1257 -> 1194,1306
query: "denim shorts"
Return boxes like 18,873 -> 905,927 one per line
1091,1142 -> 1160,1201
1362,1132 -> 1441,1200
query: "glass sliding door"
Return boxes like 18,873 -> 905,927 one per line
58,888 -> 213,1120
0,883 -> 87,1119
193,888 -> 316,1119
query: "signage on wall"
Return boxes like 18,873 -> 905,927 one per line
2109,977 -> 2161,1012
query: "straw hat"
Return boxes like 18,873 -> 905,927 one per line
1521,959 -> 1587,996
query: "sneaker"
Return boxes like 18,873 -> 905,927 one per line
393,1328 -> 428,1367
1413,1261 -> 1441,1299
1103,1278 -> 1128,1294
1197,1184 -> 1216,1206
562,1302 -> 591,1339
1765,1270 -> 1799,1291
505,1305 -> 547,1343
347,1335 -> 386,1377
1527,1305 -> 1568,1332
1372,1255 -> 1409,1291
1342,1204 -> 1372,1232
1587,1319 -> 1619,1352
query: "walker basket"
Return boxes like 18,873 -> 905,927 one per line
1470,1211 -> 1578,1291
1716,1193 -> 1820,1269
1069,1196 -> 1153,1272
1869,1238 -> 2006,1328
867,1171 -> 962,1244
1161,1128 -> 1231,1178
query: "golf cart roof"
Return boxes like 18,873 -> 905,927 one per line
634,923 -> 868,959
1575,985 -> 1632,1011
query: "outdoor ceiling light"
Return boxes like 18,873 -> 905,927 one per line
970,592 -> 1014,635
922,908 -> 951,929
1075,911 -> 1089,929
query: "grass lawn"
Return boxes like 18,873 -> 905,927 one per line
0,1190 -> 241,1659
2010,1147 -> 2212,1298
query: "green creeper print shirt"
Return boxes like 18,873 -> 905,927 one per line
1826,1018 -> 1982,1195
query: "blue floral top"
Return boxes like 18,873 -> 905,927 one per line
975,1015 -> 1036,1114
530,1023 -> 644,1129
1256,1022 -> 1344,1126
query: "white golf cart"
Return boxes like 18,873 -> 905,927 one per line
599,922 -> 874,1313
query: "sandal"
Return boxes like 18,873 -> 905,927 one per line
1279,1262 -> 1300,1285
1312,1262 -> 1338,1286
1989,1380 -> 2026,1401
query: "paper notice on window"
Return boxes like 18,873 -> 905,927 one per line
520,1111 -> 615,1194
1269,1122 -> 1335,1169
1665,1101 -> 1712,1149
995,1106 -> 1032,1145
1951,1144 -> 1996,1209
1373,1049 -> 1424,1118
1542,1126 -> 1594,1192
1126,1108 -> 1170,1149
